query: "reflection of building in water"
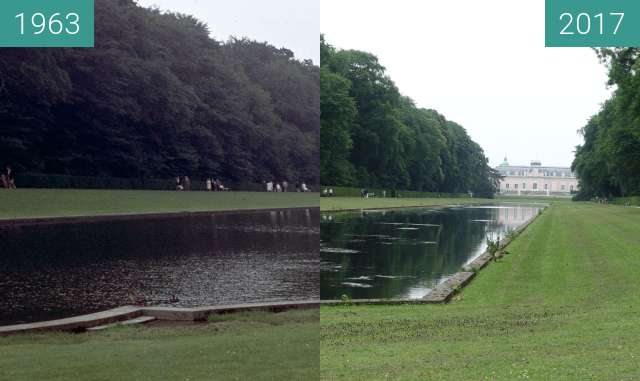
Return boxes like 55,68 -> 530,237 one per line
495,206 -> 539,225
496,158 -> 578,197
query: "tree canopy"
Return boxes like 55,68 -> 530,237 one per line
0,0 -> 319,184
320,36 -> 500,197
572,48 -> 640,199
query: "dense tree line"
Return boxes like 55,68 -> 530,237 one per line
572,48 -> 640,199
0,0 -> 319,184
320,36 -> 500,197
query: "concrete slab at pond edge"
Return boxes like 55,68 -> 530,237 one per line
0,300 -> 320,335
321,205 -> 547,306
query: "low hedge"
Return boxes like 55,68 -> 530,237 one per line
612,196 -> 640,206
320,185 -> 470,198
14,173 -> 266,191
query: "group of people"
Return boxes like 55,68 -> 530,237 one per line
265,180 -> 310,192
205,178 -> 227,191
175,176 -> 228,191
360,188 -> 374,198
1,165 -> 16,189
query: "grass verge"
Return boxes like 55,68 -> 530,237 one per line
0,309 -> 319,381
0,189 -> 318,220
321,201 -> 640,380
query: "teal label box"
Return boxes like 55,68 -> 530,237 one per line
0,0 -> 94,47
546,0 -> 640,47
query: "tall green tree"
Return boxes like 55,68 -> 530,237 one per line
573,48 -> 640,198
320,67 -> 356,184
320,37 -> 499,197
0,0 -> 319,184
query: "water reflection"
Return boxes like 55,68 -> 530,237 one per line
0,209 -> 319,325
320,204 -> 543,300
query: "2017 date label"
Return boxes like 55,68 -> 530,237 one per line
546,0 -> 640,47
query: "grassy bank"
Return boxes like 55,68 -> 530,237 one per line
0,189 -> 319,220
0,309 -> 319,381
320,197 -> 492,212
321,201 -> 640,380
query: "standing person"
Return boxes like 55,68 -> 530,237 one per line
282,180 -> 288,192
5,166 -> 16,189
295,181 -> 300,192
301,182 -> 309,192
176,176 -> 182,191
266,180 -> 273,192
206,178 -> 212,191
184,176 -> 191,191
276,182 -> 282,192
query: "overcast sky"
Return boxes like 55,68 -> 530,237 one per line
322,0 -> 613,167
136,0 -> 319,63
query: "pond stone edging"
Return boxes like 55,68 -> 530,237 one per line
0,300 -> 319,336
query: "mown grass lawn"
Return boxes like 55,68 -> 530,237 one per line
0,189 -> 318,220
320,196 -> 492,212
321,201 -> 640,380
0,310 -> 319,381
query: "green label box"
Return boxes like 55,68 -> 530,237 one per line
0,0 -> 94,47
546,0 -> 640,47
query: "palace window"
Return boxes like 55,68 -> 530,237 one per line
533,183 -> 538,190
514,184 -> 518,189
506,183 -> 510,189
561,185 -> 566,191
522,183 -> 526,189
544,184 -> 548,190
570,185 -> 574,191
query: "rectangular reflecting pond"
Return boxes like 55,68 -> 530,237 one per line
320,204 -> 544,300
0,208 -> 319,325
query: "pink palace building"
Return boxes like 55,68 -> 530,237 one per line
496,157 -> 579,197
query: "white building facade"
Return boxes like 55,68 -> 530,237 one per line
496,158 -> 578,197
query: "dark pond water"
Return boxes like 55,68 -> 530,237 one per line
0,209 -> 319,325
320,204 -> 543,300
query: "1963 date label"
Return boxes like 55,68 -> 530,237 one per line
0,0 -> 93,47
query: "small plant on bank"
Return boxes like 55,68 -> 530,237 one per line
340,294 -> 352,307
486,236 -> 502,261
